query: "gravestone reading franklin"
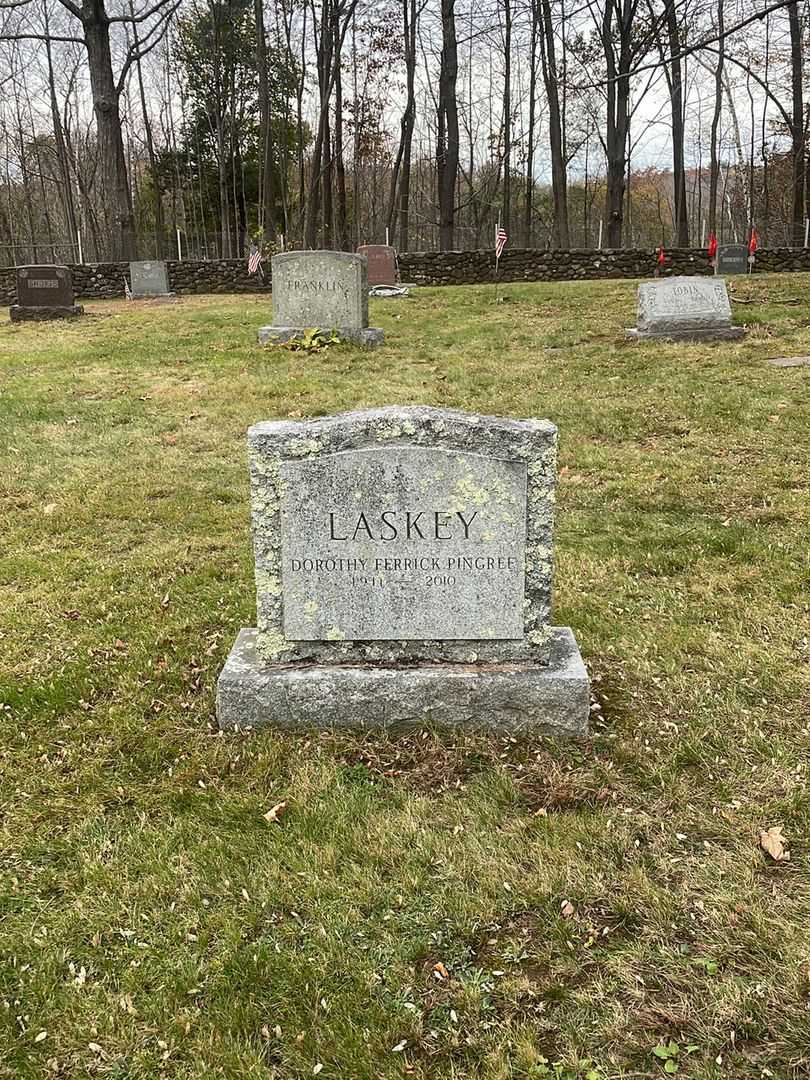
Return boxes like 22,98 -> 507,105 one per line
259,250 -> 384,348
130,260 -> 172,298
11,265 -> 83,322
627,276 -> 744,341
357,244 -> 398,286
716,244 -> 749,276
217,406 -> 589,734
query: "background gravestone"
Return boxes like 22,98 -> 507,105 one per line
130,260 -> 172,298
716,244 -> 749,275
258,251 -> 383,348
217,406 -> 589,734
11,265 -> 83,321
627,276 -> 744,341
357,244 -> 398,286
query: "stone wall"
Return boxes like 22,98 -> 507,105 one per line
1,247 -> 809,304
0,259 -> 271,305
397,246 -> 810,284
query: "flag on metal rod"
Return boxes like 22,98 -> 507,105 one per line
707,232 -> 718,261
248,244 -> 264,275
748,228 -> 759,258
495,224 -> 508,260
655,245 -> 666,277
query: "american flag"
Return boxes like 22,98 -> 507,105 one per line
495,225 -> 508,260
248,245 -> 263,274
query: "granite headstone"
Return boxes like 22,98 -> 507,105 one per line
11,265 -> 83,321
357,244 -> 398,286
627,276 -> 744,340
716,244 -> 749,276
217,406 -> 589,734
130,260 -> 172,298
258,250 -> 384,348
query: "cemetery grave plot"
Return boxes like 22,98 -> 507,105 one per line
1,276 -> 809,1079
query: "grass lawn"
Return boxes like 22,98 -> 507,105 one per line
1,275 -> 809,1080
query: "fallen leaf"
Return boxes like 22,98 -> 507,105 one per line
760,826 -> 790,862
88,1043 -> 104,1055
432,961 -> 449,980
162,433 -> 178,445
313,1065 -> 323,1076
264,801 -> 287,824
43,504 -> 56,516
391,1040 -> 407,1053
560,899 -> 575,918
34,1031 -> 47,1043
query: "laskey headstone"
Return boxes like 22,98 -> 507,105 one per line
217,406 -> 589,734
11,265 -> 83,321
627,276 -> 744,341
716,244 -> 749,276
129,260 -> 172,298
258,250 -> 384,348
357,244 -> 398,286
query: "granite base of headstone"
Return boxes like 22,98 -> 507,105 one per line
217,406 -> 589,735
258,251 -> 384,348
10,265 -> 83,321
129,260 -> 173,298
627,276 -> 744,341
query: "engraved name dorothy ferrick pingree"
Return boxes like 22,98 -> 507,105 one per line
328,509 -> 480,542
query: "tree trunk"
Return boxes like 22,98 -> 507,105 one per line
524,0 -> 539,245
386,0 -> 417,250
81,0 -> 136,260
501,0 -> 511,233
437,0 -> 459,250
787,0 -> 804,246
43,2 -> 78,252
601,0 -> 634,248
254,0 -> 276,238
130,0 -> 164,256
708,0 -> 724,235
665,0 -> 688,244
539,0 -> 569,246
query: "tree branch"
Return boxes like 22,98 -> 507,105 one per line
109,0 -> 177,23
0,31 -> 84,42
115,0 -> 179,92
55,0 -> 82,18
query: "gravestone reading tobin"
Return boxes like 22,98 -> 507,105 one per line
357,244 -> 398,287
627,276 -> 744,341
217,406 -> 589,734
258,250 -> 383,348
130,260 -> 172,298
716,244 -> 749,276
11,265 -> 83,321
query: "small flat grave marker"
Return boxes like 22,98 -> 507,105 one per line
627,276 -> 744,341
129,260 -> 172,298
11,265 -> 83,321
217,406 -> 589,734
259,250 -> 383,348
768,355 -> 810,367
